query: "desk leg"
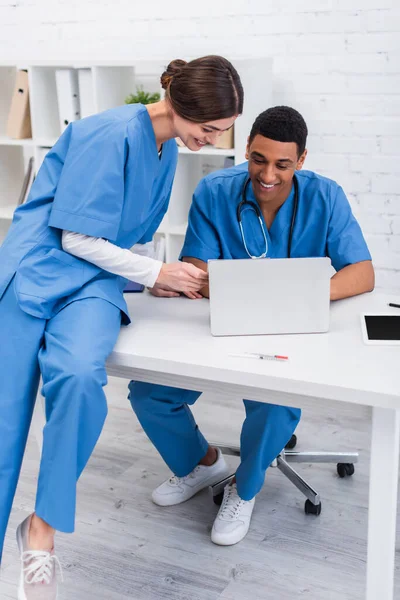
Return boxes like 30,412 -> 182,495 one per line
366,407 -> 400,600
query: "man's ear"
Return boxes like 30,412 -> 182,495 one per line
245,136 -> 250,160
296,149 -> 307,170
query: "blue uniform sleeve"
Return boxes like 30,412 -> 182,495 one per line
327,185 -> 371,271
179,179 -> 221,262
48,118 -> 130,242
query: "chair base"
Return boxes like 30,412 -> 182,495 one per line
209,439 -> 358,515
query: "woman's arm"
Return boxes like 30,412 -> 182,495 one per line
62,230 -> 162,288
62,231 -> 208,293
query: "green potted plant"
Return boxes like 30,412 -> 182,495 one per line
125,86 -> 160,105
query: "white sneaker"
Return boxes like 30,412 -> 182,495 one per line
211,483 -> 255,546
16,514 -> 63,600
152,448 -> 231,506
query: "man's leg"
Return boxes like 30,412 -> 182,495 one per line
237,400 -> 301,500
211,400 -> 301,546
129,383 -> 207,476
129,383 -> 230,505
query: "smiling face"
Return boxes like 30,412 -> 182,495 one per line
172,113 -> 237,151
246,135 -> 307,209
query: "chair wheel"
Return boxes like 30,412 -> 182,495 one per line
305,500 -> 322,515
285,434 -> 297,450
213,492 -> 224,506
337,463 -> 355,478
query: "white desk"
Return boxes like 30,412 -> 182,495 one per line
106,290 -> 400,600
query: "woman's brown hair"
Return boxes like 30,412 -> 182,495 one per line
160,55 -> 243,123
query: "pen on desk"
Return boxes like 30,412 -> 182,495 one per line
229,352 -> 289,362
388,303 -> 400,309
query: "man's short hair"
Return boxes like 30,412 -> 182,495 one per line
249,106 -> 308,157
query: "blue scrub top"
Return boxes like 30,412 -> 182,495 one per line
0,104 -> 178,323
180,163 -> 371,271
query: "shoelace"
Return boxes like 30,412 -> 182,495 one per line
220,487 -> 247,520
22,550 -> 63,585
169,466 -> 201,486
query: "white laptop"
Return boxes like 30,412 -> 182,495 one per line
208,257 -> 331,337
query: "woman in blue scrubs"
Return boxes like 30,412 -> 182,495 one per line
0,55 -> 243,597
129,106 -> 374,547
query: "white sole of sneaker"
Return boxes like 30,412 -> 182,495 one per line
16,524 -> 27,600
152,467 -> 232,507
211,525 -> 250,546
17,577 -> 28,600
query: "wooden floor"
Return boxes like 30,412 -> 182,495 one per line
1,376 -> 399,600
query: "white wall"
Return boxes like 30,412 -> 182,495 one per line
1,0 -> 400,290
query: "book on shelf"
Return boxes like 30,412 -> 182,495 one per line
7,70 -> 32,139
17,156 -> 35,206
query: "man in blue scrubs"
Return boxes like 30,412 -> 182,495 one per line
129,106 -> 374,546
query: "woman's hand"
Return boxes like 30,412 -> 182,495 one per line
155,262 -> 208,294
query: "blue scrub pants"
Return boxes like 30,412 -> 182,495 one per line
128,382 -> 301,501
0,279 -> 121,564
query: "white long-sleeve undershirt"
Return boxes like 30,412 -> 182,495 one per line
61,230 -> 163,288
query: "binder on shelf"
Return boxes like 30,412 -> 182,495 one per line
55,69 -> 81,133
6,70 -> 32,139
17,156 -> 35,206
78,69 -> 95,119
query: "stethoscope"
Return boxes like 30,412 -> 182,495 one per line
236,174 -> 299,259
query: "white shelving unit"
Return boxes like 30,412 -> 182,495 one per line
0,59 -> 272,261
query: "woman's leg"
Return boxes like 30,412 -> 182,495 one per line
33,297 -> 121,538
0,280 -> 44,564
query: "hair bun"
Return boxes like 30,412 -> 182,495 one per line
160,59 -> 187,90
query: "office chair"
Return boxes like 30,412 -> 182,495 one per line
209,435 -> 358,515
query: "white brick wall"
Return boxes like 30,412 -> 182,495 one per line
1,0 -> 399,291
